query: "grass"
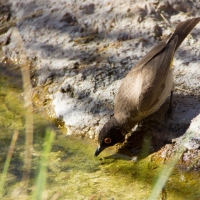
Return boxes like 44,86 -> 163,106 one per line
148,149 -> 183,200
32,129 -> 55,200
0,131 -> 19,198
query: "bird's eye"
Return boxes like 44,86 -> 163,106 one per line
104,138 -> 112,144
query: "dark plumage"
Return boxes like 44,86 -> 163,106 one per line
95,17 -> 200,157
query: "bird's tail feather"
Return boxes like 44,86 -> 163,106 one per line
171,17 -> 200,51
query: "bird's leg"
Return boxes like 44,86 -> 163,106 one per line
165,91 -> 174,123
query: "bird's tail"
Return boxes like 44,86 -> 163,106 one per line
171,17 -> 200,51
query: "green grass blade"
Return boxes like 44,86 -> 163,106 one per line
32,129 -> 55,200
148,150 -> 183,200
0,131 -> 19,197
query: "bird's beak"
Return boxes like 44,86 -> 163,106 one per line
94,145 -> 105,157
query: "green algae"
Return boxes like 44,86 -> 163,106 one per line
0,63 -> 200,199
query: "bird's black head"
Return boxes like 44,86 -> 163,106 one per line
94,117 -> 125,157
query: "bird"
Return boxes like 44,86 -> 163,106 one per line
94,17 -> 200,157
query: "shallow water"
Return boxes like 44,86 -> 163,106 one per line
0,62 -> 200,200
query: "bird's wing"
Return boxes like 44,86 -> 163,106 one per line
137,36 -> 178,112
132,35 -> 171,71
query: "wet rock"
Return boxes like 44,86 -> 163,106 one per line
155,114 -> 200,169
178,114 -> 200,150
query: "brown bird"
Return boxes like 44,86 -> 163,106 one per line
94,17 -> 200,157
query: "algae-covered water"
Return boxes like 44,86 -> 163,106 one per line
0,62 -> 200,200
